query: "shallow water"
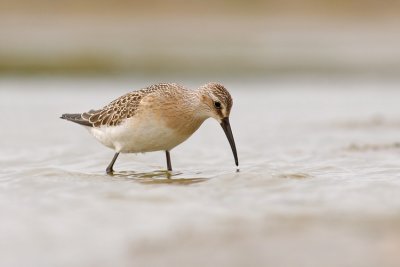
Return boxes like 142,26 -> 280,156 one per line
1,77 -> 400,267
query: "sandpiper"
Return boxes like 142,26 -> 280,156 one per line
61,82 -> 238,174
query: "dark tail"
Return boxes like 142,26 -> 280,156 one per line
60,113 -> 93,127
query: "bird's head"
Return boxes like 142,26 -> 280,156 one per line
199,82 -> 238,167
199,83 -> 233,122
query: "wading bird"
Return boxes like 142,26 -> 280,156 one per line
61,83 -> 238,174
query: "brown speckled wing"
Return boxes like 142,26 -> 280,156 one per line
82,85 -> 164,128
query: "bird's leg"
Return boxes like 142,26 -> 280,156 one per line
165,150 -> 172,171
106,152 -> 120,174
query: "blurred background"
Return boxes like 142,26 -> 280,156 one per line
1,0 -> 399,79
2,1 -> 400,267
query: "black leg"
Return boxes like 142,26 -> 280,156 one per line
165,150 -> 172,171
106,152 -> 120,174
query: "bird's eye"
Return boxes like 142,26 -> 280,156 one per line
214,101 -> 222,109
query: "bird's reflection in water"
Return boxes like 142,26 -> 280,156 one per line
110,170 -> 209,185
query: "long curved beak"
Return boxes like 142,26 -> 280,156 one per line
220,117 -> 239,166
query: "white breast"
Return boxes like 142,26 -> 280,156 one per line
87,115 -> 191,153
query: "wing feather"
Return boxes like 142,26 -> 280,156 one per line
62,83 -> 181,128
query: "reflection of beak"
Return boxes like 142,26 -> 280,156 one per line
220,117 -> 239,166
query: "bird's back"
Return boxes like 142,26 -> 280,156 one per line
61,83 -> 187,128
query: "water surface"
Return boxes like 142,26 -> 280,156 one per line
1,77 -> 400,267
